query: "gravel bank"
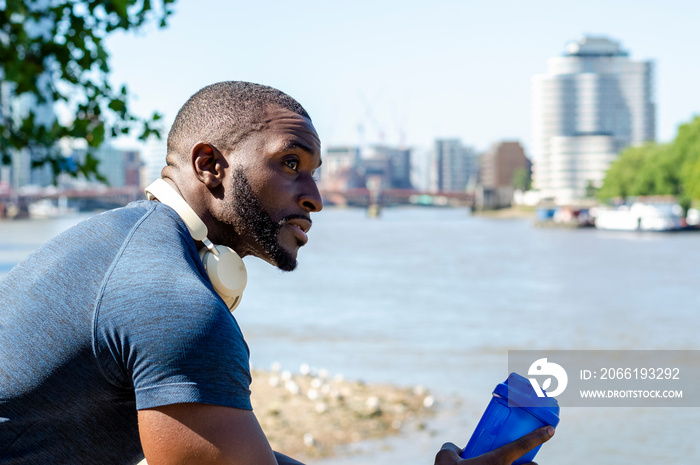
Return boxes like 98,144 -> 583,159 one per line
251,367 -> 436,461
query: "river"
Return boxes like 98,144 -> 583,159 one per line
1,206 -> 698,464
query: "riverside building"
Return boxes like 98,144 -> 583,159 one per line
430,138 -> 478,193
480,141 -> 531,191
531,36 -> 655,204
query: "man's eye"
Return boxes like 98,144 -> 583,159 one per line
284,159 -> 299,171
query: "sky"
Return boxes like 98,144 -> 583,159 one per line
106,0 -> 700,156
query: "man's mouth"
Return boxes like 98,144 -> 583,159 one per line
282,217 -> 311,246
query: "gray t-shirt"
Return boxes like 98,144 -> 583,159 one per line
0,201 -> 252,464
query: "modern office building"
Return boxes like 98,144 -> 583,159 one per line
319,145 -> 363,190
430,139 -> 478,193
532,36 -> 655,203
321,146 -> 361,183
0,10 -> 58,190
0,80 -> 56,190
68,145 -> 142,188
364,145 -> 413,189
142,136 -> 168,187
320,144 -> 412,191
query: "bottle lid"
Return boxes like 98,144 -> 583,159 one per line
494,372 -> 560,427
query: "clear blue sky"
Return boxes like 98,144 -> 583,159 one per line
106,0 -> 700,155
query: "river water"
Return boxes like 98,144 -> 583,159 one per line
1,207 -> 698,464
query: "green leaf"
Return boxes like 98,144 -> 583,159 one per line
1,0 -> 173,182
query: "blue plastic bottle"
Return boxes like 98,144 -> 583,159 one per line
461,373 -> 560,465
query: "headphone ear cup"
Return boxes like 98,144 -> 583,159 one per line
199,246 -> 247,311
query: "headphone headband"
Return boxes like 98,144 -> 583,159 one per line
145,179 -> 209,242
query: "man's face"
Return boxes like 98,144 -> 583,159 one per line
217,106 -> 323,271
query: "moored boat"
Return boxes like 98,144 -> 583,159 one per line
593,202 -> 684,231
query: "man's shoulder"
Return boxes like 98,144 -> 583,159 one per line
86,200 -> 174,234
61,200 -> 160,249
77,200 -> 191,254
98,200 -> 214,307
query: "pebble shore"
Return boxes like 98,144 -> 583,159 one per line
251,364 -> 436,461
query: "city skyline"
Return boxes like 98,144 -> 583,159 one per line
103,0 -> 699,155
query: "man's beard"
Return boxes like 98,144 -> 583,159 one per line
225,168 -> 299,272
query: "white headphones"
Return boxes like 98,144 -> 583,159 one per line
145,179 -> 247,312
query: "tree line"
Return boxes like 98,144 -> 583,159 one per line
598,116 -> 700,209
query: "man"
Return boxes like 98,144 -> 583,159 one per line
0,81 -> 552,464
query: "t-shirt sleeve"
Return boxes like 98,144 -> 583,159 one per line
95,277 -> 252,410
94,279 -> 252,410
92,212 -> 252,411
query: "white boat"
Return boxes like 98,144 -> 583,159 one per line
593,202 -> 684,232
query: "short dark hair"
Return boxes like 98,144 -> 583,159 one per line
166,81 -> 310,165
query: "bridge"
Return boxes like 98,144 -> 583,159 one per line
321,188 -> 474,208
0,186 -> 144,219
0,185 -> 474,219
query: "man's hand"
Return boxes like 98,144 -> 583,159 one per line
434,426 -> 555,465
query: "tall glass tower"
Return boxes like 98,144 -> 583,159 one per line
531,36 -> 655,203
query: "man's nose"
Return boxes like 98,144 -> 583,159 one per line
298,175 -> 323,213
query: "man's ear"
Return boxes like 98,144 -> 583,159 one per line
191,142 -> 227,188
